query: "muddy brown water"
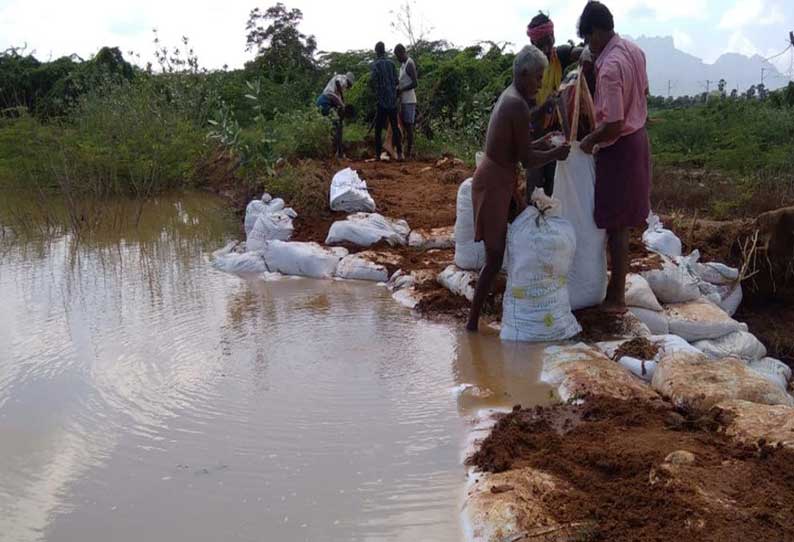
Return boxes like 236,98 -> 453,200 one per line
0,192 -> 553,542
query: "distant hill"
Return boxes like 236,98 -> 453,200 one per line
628,35 -> 790,97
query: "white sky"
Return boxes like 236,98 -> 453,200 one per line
1,0 -> 792,77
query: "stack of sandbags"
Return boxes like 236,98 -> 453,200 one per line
329,168 -> 376,212
245,193 -> 298,251
500,193 -> 581,342
325,213 -> 410,247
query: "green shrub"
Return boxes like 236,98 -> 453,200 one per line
270,107 -> 333,160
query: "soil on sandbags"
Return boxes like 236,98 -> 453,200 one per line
612,337 -> 661,361
573,307 -> 633,342
466,397 -> 794,542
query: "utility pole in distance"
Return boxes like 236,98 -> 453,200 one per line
761,67 -> 766,86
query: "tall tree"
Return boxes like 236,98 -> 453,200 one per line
245,3 -> 317,83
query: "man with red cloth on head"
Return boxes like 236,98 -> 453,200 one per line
578,1 -> 651,311
526,12 -> 582,197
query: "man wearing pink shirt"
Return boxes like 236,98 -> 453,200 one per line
578,0 -> 651,311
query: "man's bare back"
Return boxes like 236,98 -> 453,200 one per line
484,85 -> 532,170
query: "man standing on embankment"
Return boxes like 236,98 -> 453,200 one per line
394,43 -> 418,159
371,42 -> 403,161
578,1 -> 651,311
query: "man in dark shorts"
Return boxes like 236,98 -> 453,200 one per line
370,42 -> 403,160
526,12 -> 583,197
394,44 -> 418,159
466,46 -> 570,332
578,1 -> 651,310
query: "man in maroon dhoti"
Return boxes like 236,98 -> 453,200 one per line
578,1 -> 651,311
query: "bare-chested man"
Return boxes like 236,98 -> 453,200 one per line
467,45 -> 570,332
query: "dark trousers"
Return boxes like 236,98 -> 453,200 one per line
374,106 -> 402,157
527,160 -> 556,200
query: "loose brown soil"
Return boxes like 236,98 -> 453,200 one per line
573,307 -> 633,343
467,397 -> 794,541
291,158 -> 470,244
612,337 -> 660,361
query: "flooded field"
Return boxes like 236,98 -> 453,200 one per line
0,192 -> 553,541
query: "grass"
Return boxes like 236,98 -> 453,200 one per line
648,99 -> 794,219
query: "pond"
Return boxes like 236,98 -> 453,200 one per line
0,192 -> 553,541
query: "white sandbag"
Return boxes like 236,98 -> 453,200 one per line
329,168 -> 376,213
748,358 -> 792,391
553,143 -> 607,310
212,251 -> 268,274
262,241 -> 347,279
244,200 -> 267,235
693,331 -> 767,362
641,256 -> 700,304
437,264 -> 478,302
500,198 -> 581,342
642,213 -> 682,258
408,226 -> 454,250
625,274 -> 663,311
700,281 -> 743,316
453,178 -> 486,270
719,284 -> 743,316
696,261 -> 740,284
335,254 -> 389,282
246,210 -> 295,251
628,307 -> 670,334
325,213 -> 410,247
665,299 -> 743,342
244,194 -> 291,236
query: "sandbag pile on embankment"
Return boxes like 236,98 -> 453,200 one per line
210,162 -> 794,541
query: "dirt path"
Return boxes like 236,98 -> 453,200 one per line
291,157 -> 471,244
467,397 -> 794,541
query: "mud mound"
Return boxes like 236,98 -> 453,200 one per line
612,337 -> 660,361
467,397 -> 794,542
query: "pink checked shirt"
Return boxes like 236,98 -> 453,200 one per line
594,34 -> 649,147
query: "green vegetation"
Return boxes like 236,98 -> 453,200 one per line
0,1 -> 793,217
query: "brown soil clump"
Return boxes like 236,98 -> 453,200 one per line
467,397 -> 794,542
574,307 -> 632,342
612,337 -> 660,361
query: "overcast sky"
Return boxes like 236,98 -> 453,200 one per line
1,0 -> 792,76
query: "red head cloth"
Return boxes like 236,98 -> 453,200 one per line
527,21 -> 554,42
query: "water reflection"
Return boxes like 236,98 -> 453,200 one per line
0,191 -> 555,542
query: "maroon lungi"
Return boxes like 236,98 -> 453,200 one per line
594,126 -> 651,230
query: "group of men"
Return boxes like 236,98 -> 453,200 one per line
316,1 -> 651,334
316,42 -> 418,161
467,1 -> 651,330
